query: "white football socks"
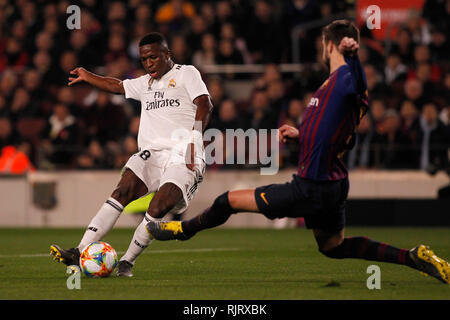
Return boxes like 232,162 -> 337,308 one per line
77,197 -> 124,251
120,214 -> 158,265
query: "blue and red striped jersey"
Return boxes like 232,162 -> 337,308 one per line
297,55 -> 368,181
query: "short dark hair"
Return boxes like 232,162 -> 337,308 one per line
139,32 -> 168,49
322,20 -> 359,47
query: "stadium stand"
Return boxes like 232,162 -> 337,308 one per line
0,0 -> 448,174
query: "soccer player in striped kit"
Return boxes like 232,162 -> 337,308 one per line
147,20 -> 449,284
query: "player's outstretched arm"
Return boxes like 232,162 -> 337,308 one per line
68,67 -> 125,94
278,124 -> 299,143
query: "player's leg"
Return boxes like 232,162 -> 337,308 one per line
184,189 -> 257,235
118,182 -> 184,276
313,227 -> 416,265
314,228 -> 450,284
50,168 -> 148,266
146,189 -> 257,240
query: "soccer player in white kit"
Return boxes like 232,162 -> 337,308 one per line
50,32 -> 213,277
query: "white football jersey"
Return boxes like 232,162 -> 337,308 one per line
122,64 -> 209,151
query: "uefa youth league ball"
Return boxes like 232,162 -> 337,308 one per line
79,241 -> 118,277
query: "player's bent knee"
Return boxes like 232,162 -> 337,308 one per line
111,185 -> 134,206
214,192 -> 237,214
147,198 -> 172,219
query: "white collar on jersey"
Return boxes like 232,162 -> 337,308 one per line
147,64 -> 179,90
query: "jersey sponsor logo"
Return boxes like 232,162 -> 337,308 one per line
308,97 -> 319,107
260,192 -> 269,205
168,78 -> 176,88
145,91 -> 181,110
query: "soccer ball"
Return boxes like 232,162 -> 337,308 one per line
79,241 -> 118,277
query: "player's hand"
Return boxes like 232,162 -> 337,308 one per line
338,37 -> 359,56
278,124 -> 299,143
68,67 -> 88,86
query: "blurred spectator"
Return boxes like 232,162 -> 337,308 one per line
135,3 -> 154,27
369,99 -> 386,129
266,80 -> 288,116
82,91 -> 127,145
199,2 -> 216,29
187,15 -> 208,53
0,118 -> 21,149
170,35 -> 192,65
0,144 -> 35,174
439,106 -> 449,126
0,37 -> 29,72
279,99 -> 304,167
400,100 -> 420,143
77,139 -> 114,169
104,33 -> 128,65
247,90 -> 277,130
211,1 -> 234,37
403,79 -> 427,110
391,27 -> 415,67
409,44 -> 442,83
287,0 -> 320,27
69,30 -> 99,68
210,99 -> 246,131
246,0 -> 285,63
417,103 -> 449,171
47,50 -> 78,86
347,115 -> 376,169
0,69 -> 18,101
32,50 -> 53,84
428,26 -> 448,63
40,104 -> 79,167
0,96 -> 9,118
384,53 -> 407,85
216,39 -> 244,65
254,64 -> 282,91
405,8 -> 431,45
414,63 -> 439,98
422,0 -> 450,34
10,87 -> 40,121
377,110 -> 413,169
57,87 -> 80,117
0,0 -> 446,172
193,33 -> 217,69
155,0 -> 196,32
364,65 -> 387,99
107,1 -> 128,22
114,135 -> 139,169
207,78 -> 227,107
220,22 -> 252,64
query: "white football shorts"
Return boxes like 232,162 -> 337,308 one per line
125,148 -> 205,215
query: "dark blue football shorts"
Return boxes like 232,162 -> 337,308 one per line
254,175 -> 349,232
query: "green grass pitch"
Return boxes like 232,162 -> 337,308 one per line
0,227 -> 449,300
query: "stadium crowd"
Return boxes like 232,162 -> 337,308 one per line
0,0 -> 449,173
